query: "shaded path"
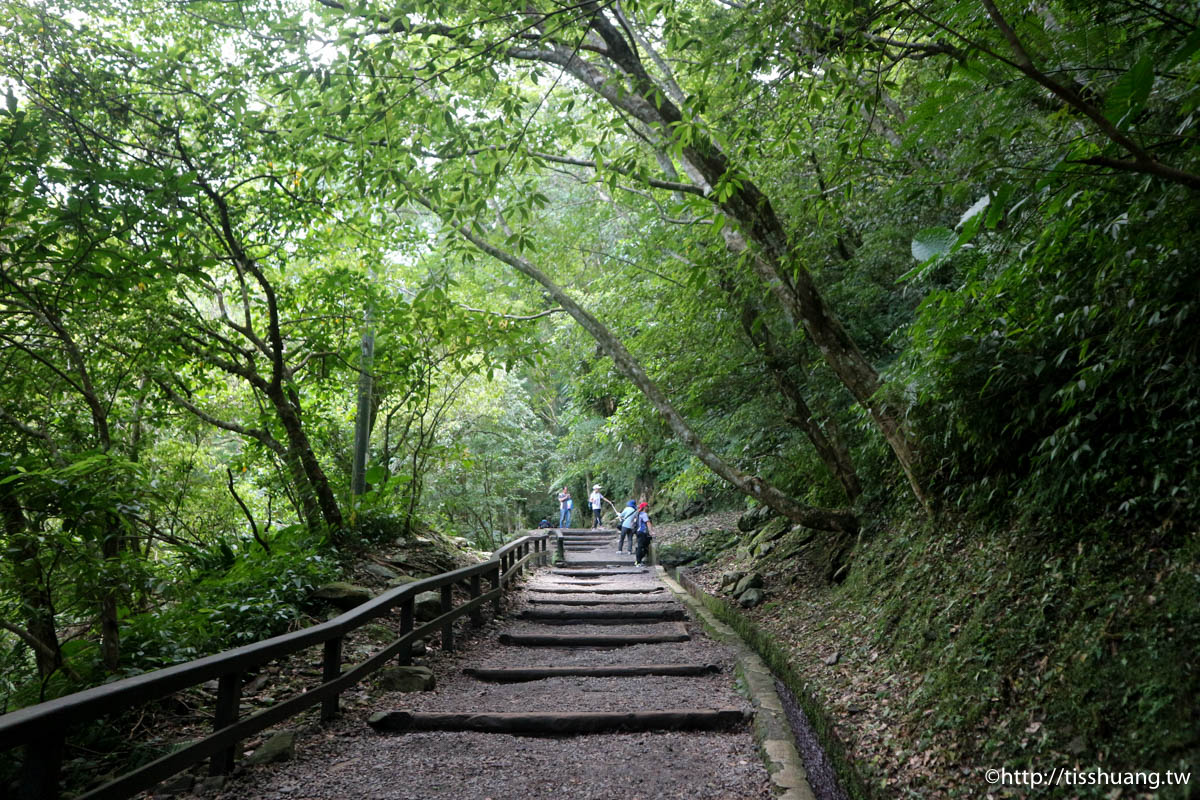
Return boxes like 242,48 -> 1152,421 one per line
212,529 -> 796,799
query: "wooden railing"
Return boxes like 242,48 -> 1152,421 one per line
0,533 -> 550,800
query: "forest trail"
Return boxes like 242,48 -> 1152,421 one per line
213,529 -> 793,799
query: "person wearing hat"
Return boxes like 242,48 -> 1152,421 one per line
588,484 -> 612,528
617,500 -> 637,553
634,501 -> 654,567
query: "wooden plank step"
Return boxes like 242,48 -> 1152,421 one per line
462,663 -> 720,682
498,628 -> 690,647
528,597 -> 673,606
368,708 -> 748,734
551,569 -> 643,576
530,587 -> 665,594
520,608 -> 686,622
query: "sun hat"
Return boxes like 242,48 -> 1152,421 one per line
593,484 -> 601,489
626,500 -> 636,507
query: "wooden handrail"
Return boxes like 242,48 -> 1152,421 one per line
1,532 -> 550,800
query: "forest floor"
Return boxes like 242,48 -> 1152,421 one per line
652,512 -> 967,799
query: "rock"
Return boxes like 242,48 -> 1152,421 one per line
363,624 -> 395,643
755,539 -> 777,557
363,563 -> 399,581
737,505 -> 777,533
823,651 -> 840,666
753,516 -> 791,544
243,673 -> 270,695
311,582 -> 373,610
414,591 -> 443,622
156,774 -> 194,796
385,574 -> 422,588
733,572 -> 764,596
243,731 -> 295,766
737,588 -> 765,608
376,665 -> 436,692
451,536 -> 470,548
719,570 -> 745,590
411,639 -> 428,656
198,775 -> 227,795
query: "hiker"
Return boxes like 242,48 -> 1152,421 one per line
557,487 -> 572,528
617,500 -> 637,554
634,501 -> 654,567
538,518 -> 552,529
588,484 -> 610,528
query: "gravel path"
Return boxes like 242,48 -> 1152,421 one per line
210,530 -> 774,800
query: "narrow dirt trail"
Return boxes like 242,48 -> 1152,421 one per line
212,529 -> 782,799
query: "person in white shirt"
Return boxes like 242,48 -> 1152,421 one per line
588,484 -> 611,528
557,487 -> 572,528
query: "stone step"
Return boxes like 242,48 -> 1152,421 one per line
528,597 -> 674,606
520,608 -> 686,623
368,708 -> 748,734
498,627 -> 690,647
551,569 -> 644,576
528,587 -> 665,595
462,663 -> 719,682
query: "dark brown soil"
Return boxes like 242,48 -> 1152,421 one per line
206,551 -> 773,800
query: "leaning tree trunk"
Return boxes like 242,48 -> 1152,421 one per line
270,384 -> 344,536
736,300 -> 863,502
503,7 -> 927,510
419,196 -> 857,533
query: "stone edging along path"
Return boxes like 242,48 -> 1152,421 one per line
657,566 -> 817,800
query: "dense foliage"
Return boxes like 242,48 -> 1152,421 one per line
1,0 -> 1197,794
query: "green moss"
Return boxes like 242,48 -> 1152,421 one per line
842,513 -> 1200,794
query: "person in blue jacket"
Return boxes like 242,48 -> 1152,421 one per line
616,500 -> 637,553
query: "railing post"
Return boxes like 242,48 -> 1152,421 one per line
440,584 -> 454,652
556,532 -> 565,563
490,562 -> 502,615
19,730 -> 64,800
469,574 -> 483,626
397,597 -> 414,665
321,638 -> 342,721
210,671 -> 242,776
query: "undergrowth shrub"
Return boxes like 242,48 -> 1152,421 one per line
904,184 -> 1200,526
845,514 -> 1199,791
121,525 -> 337,671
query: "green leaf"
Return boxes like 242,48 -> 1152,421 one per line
1103,55 -> 1154,126
1167,27 -> 1200,69
910,226 -> 956,262
364,465 -> 388,484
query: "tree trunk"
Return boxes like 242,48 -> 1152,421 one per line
736,301 -> 863,502
505,8 -> 927,510
351,308 -> 376,497
270,385 -> 344,536
423,199 -> 858,533
99,526 -> 120,673
1,490 -> 63,680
